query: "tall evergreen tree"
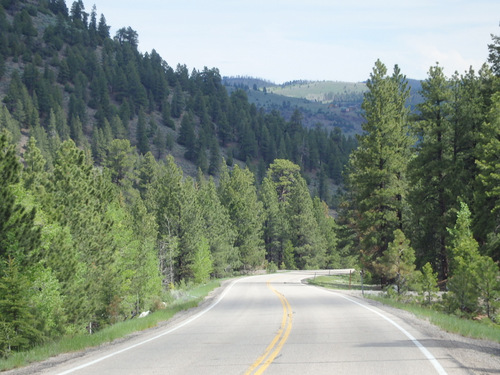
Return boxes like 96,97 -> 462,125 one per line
177,177 -> 204,280
0,257 -> 40,354
144,156 -> 183,282
22,137 -> 48,193
313,197 -> 339,268
408,65 -> 454,279
97,14 -> 110,40
288,176 -> 326,269
0,105 -> 21,148
475,91 -> 500,261
346,61 -> 413,278
136,110 -> 150,155
197,175 -> 237,276
260,176 -> 290,268
48,140 -> 117,327
487,32 -> 500,76
170,83 -> 184,119
104,139 -> 137,188
445,202 -> 481,315
218,164 -> 264,271
0,132 -> 40,262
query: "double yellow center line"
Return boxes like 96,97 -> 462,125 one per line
244,279 -> 293,375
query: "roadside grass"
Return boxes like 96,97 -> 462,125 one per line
309,274 -> 380,291
365,295 -> 500,344
309,275 -> 500,344
0,280 -> 221,372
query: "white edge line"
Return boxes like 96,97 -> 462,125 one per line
314,287 -> 448,375
56,278 -> 241,375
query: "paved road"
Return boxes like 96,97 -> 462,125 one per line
37,271 -> 470,375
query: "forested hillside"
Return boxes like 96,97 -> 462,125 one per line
0,0 -> 356,190
0,0 -> 352,356
0,0 -> 499,360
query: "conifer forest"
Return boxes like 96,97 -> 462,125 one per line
0,0 -> 499,356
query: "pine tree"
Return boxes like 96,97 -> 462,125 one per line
97,14 -> 110,40
474,255 -> 500,321
136,151 -> 158,197
0,132 -> 40,262
260,176 -> 290,267
22,137 -> 48,192
126,61 -> 147,110
418,262 -> 439,305
110,114 -> 127,140
197,176 -> 237,276
170,83 -> 184,118
448,68 -> 487,206
208,139 -> 221,176
136,110 -> 150,155
109,195 -> 161,318
476,91 -> 500,261
409,64 -> 454,279
144,156 -> 184,282
177,177 -> 204,280
54,105 -> 70,141
487,32 -> 500,76
178,112 -> 196,161
0,105 -> 21,144
46,109 -> 62,162
195,144 -> 208,174
91,128 -> 106,164
288,177 -> 326,269
445,202 -> 481,315
313,197 -> 339,268
190,237 -> 213,284
161,99 -> 175,129
48,140 -> 117,327
104,139 -> 137,188
218,164 -> 264,271
374,229 -> 418,296
347,61 -> 413,277
0,257 -> 40,354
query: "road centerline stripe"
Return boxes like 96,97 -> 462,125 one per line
245,278 -> 293,375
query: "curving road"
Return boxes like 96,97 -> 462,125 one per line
34,271 -> 482,374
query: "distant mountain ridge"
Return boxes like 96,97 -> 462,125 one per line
223,77 -> 423,136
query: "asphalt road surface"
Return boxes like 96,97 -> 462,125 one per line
31,271 -> 491,374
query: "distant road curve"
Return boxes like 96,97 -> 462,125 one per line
11,270 -> 499,375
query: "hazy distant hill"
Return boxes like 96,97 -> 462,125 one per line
266,80 -> 367,103
223,77 -> 423,136
223,78 -> 365,135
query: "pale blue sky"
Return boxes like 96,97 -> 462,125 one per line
75,0 -> 499,83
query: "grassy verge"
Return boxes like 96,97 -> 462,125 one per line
309,275 -> 500,344
309,274 -> 380,291
0,280 -> 221,372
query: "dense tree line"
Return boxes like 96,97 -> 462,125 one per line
341,40 -> 500,319
0,123 -> 342,355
